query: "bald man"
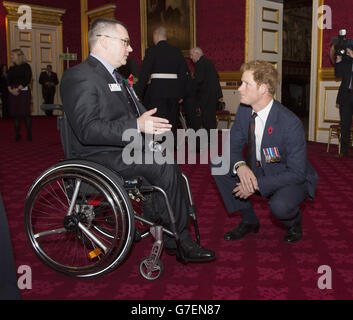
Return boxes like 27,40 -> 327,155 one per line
136,26 -> 186,139
190,47 -> 223,136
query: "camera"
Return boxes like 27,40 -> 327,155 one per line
331,29 -> 353,57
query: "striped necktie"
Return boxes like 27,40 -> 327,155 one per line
246,112 -> 258,169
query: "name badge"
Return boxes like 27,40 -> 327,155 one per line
263,147 -> 281,163
108,83 -> 121,92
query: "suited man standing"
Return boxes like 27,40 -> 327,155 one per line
190,47 -> 223,134
334,47 -> 353,158
136,26 -> 186,137
211,60 -> 318,243
60,18 -> 215,263
39,65 -> 59,116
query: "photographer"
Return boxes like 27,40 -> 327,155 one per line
334,39 -> 353,158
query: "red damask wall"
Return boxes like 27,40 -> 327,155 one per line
197,0 -> 245,71
322,0 -> 353,68
1,0 -> 246,71
116,0 -> 246,71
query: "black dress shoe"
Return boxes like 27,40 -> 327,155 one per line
166,240 -> 216,263
284,221 -> 302,243
224,221 -> 260,241
336,152 -> 348,159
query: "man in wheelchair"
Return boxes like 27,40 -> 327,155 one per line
59,18 -> 215,264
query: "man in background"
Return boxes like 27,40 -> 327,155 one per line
39,64 -> 59,116
190,47 -> 223,138
136,26 -> 186,138
334,47 -> 353,158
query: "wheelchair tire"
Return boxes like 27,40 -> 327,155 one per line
139,257 -> 164,281
24,160 -> 135,278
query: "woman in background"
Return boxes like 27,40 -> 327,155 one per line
7,49 -> 32,141
0,64 -> 9,119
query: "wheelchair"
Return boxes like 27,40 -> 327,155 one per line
24,104 -> 200,280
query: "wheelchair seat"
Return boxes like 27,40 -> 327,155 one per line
24,105 -> 200,280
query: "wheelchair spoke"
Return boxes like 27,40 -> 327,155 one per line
67,179 -> 81,216
78,222 -> 108,254
34,227 -> 67,239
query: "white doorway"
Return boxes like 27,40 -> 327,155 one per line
7,21 -> 62,115
246,0 -> 284,100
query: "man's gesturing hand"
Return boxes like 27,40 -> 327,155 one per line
235,165 -> 258,194
137,108 -> 172,134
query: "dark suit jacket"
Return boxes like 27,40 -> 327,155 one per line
335,56 -> 353,106
60,55 -> 147,172
39,70 -> 59,95
230,100 -> 318,199
136,40 -> 186,100
193,56 -> 223,107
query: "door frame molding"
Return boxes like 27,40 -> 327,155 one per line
3,1 -> 66,74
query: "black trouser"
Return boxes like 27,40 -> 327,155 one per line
340,91 -> 353,154
43,88 -> 55,116
151,97 -> 180,139
14,116 -> 31,139
87,153 -> 192,247
182,96 -> 200,131
119,162 -> 192,246
0,194 -> 21,300
200,98 -> 217,131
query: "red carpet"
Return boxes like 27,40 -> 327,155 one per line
1,117 -> 353,300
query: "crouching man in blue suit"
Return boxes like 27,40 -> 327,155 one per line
212,60 -> 318,243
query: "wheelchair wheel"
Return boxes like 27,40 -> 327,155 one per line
24,160 -> 135,278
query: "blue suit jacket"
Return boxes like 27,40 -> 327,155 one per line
230,100 -> 318,199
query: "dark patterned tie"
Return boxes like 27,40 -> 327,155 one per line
246,112 -> 258,169
113,70 -> 140,117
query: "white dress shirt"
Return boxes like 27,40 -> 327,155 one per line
233,99 -> 274,174
254,99 -> 273,161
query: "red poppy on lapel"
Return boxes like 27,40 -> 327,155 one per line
268,126 -> 273,135
128,74 -> 134,87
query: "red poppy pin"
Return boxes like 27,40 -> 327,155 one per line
128,74 -> 134,87
268,126 -> 273,135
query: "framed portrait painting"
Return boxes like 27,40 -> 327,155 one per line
140,0 -> 197,57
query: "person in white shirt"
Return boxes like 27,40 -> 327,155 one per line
211,60 -> 318,243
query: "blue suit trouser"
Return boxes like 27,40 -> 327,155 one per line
212,165 -> 308,228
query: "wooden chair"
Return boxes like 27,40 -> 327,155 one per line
326,123 -> 341,153
327,120 -> 353,154
216,110 -> 232,129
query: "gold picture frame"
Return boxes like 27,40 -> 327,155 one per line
140,0 -> 197,58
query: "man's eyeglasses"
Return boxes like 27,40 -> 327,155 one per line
96,34 -> 131,47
